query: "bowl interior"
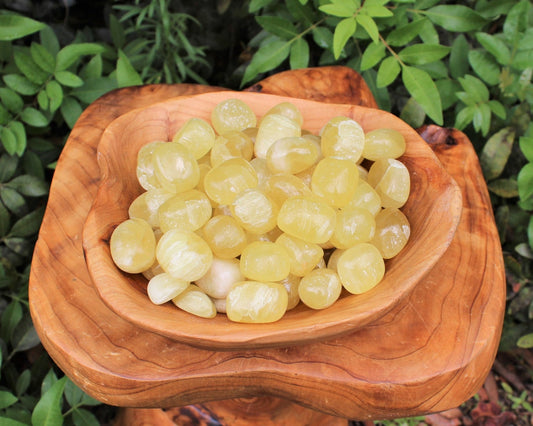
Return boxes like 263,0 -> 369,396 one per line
82,90 -> 462,350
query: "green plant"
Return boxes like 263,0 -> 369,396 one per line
112,0 -> 210,84
501,381 -> 533,412
375,416 -> 426,425
239,0 -> 533,350
0,12 -> 131,425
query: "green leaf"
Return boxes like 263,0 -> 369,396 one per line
8,121 -> 27,156
16,369 -> 32,396
362,1 -> 393,18
425,5 -> 487,32
70,78 -> 116,104
449,34 -> 469,79
22,150 -> 45,180
418,18 -> 439,45
519,136 -> 533,162
20,108 -> 49,128
401,65 -> 443,125
256,16 -> 299,39
503,0 -> 529,43
3,74 -> 40,96
242,40 -> 291,86
7,175 -> 49,197
55,43 -> 106,71
513,49 -> 533,70
517,333 -> 533,349
458,74 -> 489,103
400,97 -> 426,129
72,408 -> 100,426
109,14 -> 125,49
398,44 -> 450,65
37,90 -> 49,111
488,178 -> 519,198
286,0 -> 316,26
488,100 -> 506,120
386,18 -> 427,46
356,14 -> 379,44
39,26 -> 60,56
0,88 -> 24,113
0,203 -> 9,237
249,0 -> 276,13
4,236 -> 28,262
13,48 -> 49,84
519,28 -> 533,51
54,71 -> 84,88
11,313 -> 40,352
31,377 -> 67,426
333,17 -> 356,59
480,127 -> 515,180
0,417 -> 27,426
116,50 -> 142,88
319,0 -> 359,18
360,42 -> 385,71
473,102 -> 492,136
518,163 -> 533,205
0,186 -> 27,216
361,68 -> 391,111
30,42 -> 56,73
41,369 -> 59,395
64,379 -> 100,408
0,391 -> 18,410
290,38 -> 309,69
377,56 -> 400,87
1,300 -> 22,342
79,55 -> 103,80
0,103 -> 9,125
1,126 -> 17,155
0,154 -> 19,182
46,80 -> 63,113
420,61 -> 448,79
468,49 -> 501,86
60,97 -> 83,129
475,32 -> 511,65
0,15 -> 46,41
312,27 -> 333,49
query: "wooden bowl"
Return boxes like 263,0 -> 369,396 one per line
82,90 -> 462,350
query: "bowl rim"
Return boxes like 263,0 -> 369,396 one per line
82,90 -> 462,350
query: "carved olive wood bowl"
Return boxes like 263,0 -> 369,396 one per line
82,90 -> 462,350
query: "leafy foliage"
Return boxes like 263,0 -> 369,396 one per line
239,0 -> 533,351
0,0 -> 532,424
112,0 -> 210,84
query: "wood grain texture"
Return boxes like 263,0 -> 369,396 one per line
115,397 -> 347,426
247,66 -> 378,109
82,90 -> 461,350
29,67 -> 505,421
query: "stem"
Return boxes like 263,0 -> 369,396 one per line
379,32 -> 405,67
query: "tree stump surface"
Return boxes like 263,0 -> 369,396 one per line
29,66 -> 505,423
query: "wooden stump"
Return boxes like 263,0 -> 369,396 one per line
29,67 -> 505,423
